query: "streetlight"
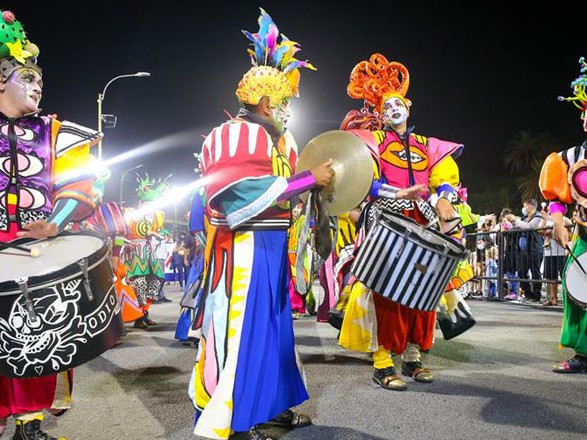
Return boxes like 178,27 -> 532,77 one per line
97,72 -> 151,161
120,164 -> 143,204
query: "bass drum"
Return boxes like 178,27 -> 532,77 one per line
563,251 -> 587,309
0,231 -> 124,378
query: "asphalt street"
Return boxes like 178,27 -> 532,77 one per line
2,284 -> 586,440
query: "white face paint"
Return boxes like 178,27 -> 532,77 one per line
270,100 -> 291,135
382,97 -> 409,128
0,68 -> 43,118
582,110 -> 587,133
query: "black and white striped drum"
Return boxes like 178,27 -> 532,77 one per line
351,212 -> 466,311
0,231 -> 124,378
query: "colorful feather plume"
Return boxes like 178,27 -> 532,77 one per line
241,8 -> 315,97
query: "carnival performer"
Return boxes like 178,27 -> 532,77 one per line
175,187 -> 207,345
0,9 -> 100,439
338,53 -> 465,390
539,56 -> 587,373
188,8 -> 334,440
120,174 -> 168,329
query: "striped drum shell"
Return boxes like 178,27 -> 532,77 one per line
351,212 -> 466,311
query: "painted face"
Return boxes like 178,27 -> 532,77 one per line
0,68 -> 43,118
382,97 -> 409,128
582,110 -> 587,133
270,100 -> 291,135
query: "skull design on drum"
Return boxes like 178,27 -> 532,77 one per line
0,279 -> 87,376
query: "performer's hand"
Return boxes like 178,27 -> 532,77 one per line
311,158 -> 335,188
435,197 -> 457,222
551,212 -> 570,247
16,220 -> 59,239
396,184 -> 426,200
349,207 -> 362,224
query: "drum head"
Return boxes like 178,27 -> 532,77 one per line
0,232 -> 105,283
380,212 -> 466,257
564,254 -> 587,307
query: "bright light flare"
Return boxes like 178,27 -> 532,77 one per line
128,177 -> 209,220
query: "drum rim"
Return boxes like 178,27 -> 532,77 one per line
0,230 -> 109,294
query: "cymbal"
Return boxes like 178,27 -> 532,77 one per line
296,130 -> 374,216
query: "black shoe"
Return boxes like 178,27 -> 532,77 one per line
133,318 -> 148,329
268,409 -> 312,428
401,361 -> 434,383
13,419 -> 66,440
143,311 -> 157,326
230,426 -> 275,440
159,297 -> 172,303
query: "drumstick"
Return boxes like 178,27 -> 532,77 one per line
0,241 -> 41,258
565,244 -> 587,276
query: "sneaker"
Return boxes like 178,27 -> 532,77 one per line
504,293 -> 518,301
13,418 -> 66,440
372,366 -> 407,391
401,361 -> 434,383
159,297 -> 172,303
553,354 -> 587,373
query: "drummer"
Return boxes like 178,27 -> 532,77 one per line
338,53 -> 465,390
0,10 -> 100,439
539,56 -> 587,374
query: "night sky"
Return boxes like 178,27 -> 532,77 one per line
11,1 -> 586,213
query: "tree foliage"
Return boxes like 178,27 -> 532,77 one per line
503,130 -> 559,202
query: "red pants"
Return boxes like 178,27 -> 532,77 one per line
373,288 -> 436,354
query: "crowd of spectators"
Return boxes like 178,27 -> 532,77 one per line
466,198 -> 573,306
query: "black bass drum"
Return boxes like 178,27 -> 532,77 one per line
0,230 -> 124,378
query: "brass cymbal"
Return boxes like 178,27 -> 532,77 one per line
296,130 -> 374,216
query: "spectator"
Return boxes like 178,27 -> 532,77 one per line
507,199 -> 545,303
541,210 -> 572,306
172,231 -> 189,288
154,230 -> 172,303
499,208 -> 520,300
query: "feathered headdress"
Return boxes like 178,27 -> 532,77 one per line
135,173 -> 172,202
0,10 -> 41,82
236,8 -> 316,106
558,57 -> 587,112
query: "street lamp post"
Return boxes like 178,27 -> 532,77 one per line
120,164 -> 144,204
97,72 -> 151,161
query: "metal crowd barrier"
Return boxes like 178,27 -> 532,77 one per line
463,225 -> 572,300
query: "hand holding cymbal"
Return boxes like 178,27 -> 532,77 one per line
310,158 -> 335,188
297,130 -> 374,216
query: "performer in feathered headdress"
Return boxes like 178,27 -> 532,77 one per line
0,9 -> 102,439
539,57 -> 587,374
119,173 -> 169,329
337,53 -> 471,390
189,8 -> 334,440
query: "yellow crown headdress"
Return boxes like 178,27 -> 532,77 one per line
236,8 -> 316,107
558,57 -> 587,113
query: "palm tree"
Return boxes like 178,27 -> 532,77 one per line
503,130 -> 559,202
